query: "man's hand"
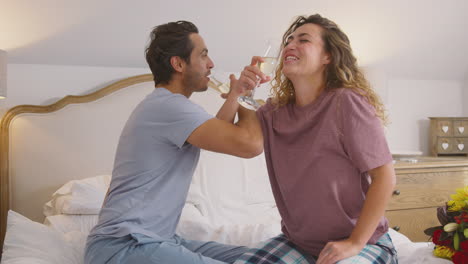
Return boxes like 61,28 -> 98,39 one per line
220,74 -> 238,99
316,239 -> 364,264
221,56 -> 271,99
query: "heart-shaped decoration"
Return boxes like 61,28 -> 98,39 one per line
442,143 -> 449,150
459,127 -> 465,134
458,144 -> 465,151
442,126 -> 449,133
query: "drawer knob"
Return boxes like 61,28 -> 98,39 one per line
393,226 -> 400,231
393,190 -> 401,195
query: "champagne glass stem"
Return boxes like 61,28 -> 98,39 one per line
236,42 -> 274,110
250,77 -> 261,97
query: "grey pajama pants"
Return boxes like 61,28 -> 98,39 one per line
84,233 -> 249,264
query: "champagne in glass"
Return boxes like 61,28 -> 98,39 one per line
210,76 -> 230,94
258,57 -> 277,76
237,56 -> 277,110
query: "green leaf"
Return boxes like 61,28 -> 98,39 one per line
448,211 -> 461,217
424,226 -> 443,236
440,231 -> 453,241
455,232 -> 460,250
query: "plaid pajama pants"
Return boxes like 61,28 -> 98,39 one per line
234,233 -> 397,264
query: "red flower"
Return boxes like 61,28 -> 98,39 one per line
461,241 -> 468,252
433,229 -> 452,246
452,251 -> 468,264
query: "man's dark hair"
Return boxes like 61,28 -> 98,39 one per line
145,21 -> 199,86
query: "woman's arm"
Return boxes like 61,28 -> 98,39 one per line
351,162 -> 396,245
317,162 -> 396,264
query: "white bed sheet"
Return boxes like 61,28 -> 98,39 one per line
388,228 -> 451,264
3,210 -> 452,264
29,170 -> 452,264
44,214 -> 99,234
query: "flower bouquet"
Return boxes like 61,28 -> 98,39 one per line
425,187 -> 468,263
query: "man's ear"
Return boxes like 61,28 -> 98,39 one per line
170,56 -> 185,73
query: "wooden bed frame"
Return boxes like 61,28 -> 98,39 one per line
0,74 -> 155,248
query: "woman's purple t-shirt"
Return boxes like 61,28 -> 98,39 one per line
256,88 -> 392,256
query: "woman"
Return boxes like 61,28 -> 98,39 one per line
253,14 -> 397,264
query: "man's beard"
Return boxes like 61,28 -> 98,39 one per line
182,70 -> 208,93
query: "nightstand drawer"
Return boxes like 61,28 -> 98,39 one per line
452,138 -> 468,153
436,138 -> 454,153
386,207 -> 440,242
388,186 -> 450,210
387,171 -> 468,210
435,120 -> 453,136
454,121 -> 468,136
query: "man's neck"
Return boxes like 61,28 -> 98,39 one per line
157,80 -> 192,98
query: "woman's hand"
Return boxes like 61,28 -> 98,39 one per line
316,239 -> 364,264
221,56 -> 270,99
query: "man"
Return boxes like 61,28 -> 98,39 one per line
84,21 -> 268,264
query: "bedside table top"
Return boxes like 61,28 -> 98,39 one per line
429,117 -> 468,120
393,156 -> 468,171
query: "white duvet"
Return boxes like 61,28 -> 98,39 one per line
2,210 -> 452,264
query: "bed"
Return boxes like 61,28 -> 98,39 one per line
0,74 -> 451,263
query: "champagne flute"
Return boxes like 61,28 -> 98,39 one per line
237,43 -> 278,110
210,75 -> 231,94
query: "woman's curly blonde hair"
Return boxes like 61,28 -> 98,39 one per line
271,14 -> 387,124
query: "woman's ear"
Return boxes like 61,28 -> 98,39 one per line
323,52 -> 331,65
170,56 -> 185,73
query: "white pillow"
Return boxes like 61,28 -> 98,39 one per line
2,210 -> 85,264
44,214 -> 99,234
43,175 -> 110,216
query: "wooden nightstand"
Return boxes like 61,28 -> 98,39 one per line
429,117 -> 468,156
385,156 -> 468,242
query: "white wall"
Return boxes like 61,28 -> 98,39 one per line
0,64 -> 150,117
1,64 -> 466,156
386,80 -> 463,155
363,66 -> 388,104
361,68 -> 464,156
463,76 -> 468,116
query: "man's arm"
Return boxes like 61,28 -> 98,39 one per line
215,74 -> 241,124
187,57 -> 267,158
187,109 -> 263,158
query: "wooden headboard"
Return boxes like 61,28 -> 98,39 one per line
0,74 -> 157,246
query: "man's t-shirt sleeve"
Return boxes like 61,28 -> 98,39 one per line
158,95 -> 213,148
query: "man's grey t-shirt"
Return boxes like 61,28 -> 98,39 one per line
88,88 -> 213,241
